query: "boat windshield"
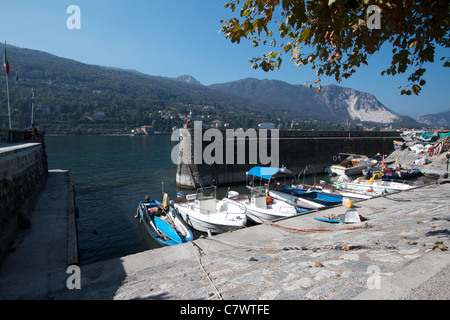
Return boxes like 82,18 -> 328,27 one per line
196,186 -> 217,201
250,186 -> 267,197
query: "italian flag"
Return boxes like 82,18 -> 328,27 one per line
3,44 -> 10,76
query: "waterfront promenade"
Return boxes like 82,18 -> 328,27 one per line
0,169 -> 448,301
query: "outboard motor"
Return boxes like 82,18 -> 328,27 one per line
337,174 -> 352,184
227,191 -> 240,199
362,167 -> 371,179
145,195 -> 151,203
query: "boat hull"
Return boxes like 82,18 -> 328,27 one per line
296,183 -> 373,200
245,206 -> 310,223
383,169 -> 421,180
269,190 -> 325,210
229,195 -> 309,223
328,157 -> 378,176
280,186 -> 343,206
337,180 -> 415,193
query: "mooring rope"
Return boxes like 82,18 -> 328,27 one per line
191,242 -> 224,300
262,221 -> 370,233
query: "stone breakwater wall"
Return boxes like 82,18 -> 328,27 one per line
0,129 -> 48,262
176,129 -> 402,189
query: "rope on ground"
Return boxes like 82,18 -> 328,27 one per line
199,231 -> 394,255
191,242 -> 224,300
197,222 -> 371,253
201,235 -> 286,252
262,221 -> 370,234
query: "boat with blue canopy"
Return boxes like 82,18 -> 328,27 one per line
246,166 -> 322,210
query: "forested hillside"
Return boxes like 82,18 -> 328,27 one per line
0,44 -> 421,134
0,45 -> 286,134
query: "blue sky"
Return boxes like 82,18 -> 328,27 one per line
1,0 -> 449,118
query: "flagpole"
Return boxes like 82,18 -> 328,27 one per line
4,41 -> 12,142
31,89 -> 35,126
6,73 -> 11,128
6,67 -> 12,142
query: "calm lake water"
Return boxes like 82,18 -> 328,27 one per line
46,135 -> 257,265
46,135 -> 182,265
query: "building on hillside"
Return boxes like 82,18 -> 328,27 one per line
141,126 -> 154,135
258,123 -> 276,130
131,125 -> 154,135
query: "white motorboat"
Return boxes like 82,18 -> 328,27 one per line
334,173 -> 416,194
245,166 -> 324,210
172,186 -> 247,234
294,183 -> 375,200
227,187 -> 310,224
326,154 -> 378,176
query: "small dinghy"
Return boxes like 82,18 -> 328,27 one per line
136,193 -> 193,246
279,185 -> 343,206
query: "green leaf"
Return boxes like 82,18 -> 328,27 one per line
284,43 -> 292,53
243,9 -> 252,18
265,51 -> 277,59
298,28 -> 313,43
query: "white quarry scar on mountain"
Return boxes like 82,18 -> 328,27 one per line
346,94 -> 399,123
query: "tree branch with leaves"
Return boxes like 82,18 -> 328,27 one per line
220,0 -> 449,95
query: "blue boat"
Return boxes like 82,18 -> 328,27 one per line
383,168 -> 422,181
136,194 -> 193,246
280,185 -> 343,206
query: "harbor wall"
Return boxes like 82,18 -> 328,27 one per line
176,129 -> 402,189
0,129 -> 48,262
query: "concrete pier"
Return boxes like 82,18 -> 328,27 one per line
1,174 -> 448,301
0,170 -> 78,300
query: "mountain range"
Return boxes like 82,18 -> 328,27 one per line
0,43 -> 444,134
210,78 -> 405,124
416,110 -> 450,127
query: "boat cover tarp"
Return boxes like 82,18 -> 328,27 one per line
247,167 -> 294,180
154,216 -> 182,244
420,131 -> 439,142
